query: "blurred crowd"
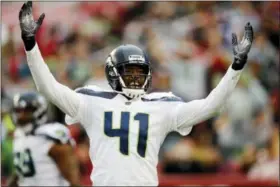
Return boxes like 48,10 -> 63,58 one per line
1,1 -> 279,185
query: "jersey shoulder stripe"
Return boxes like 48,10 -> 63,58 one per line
77,88 -> 117,99
35,123 -> 72,145
142,92 -> 183,102
75,85 -> 117,99
142,97 -> 183,102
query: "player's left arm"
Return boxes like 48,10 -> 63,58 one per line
171,23 -> 254,134
49,143 -> 80,187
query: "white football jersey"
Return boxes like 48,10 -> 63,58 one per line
13,123 -> 72,186
66,86 -> 193,186
26,44 -> 242,186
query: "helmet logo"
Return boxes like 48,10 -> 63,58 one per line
128,55 -> 144,62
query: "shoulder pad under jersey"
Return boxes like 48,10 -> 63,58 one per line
65,85 -> 117,125
35,123 -> 72,144
75,85 -> 117,99
75,85 -> 104,92
142,92 -> 183,102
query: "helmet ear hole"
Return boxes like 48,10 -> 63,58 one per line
105,63 -> 123,92
108,68 -> 118,79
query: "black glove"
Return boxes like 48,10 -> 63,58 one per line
231,22 -> 254,70
19,1 -> 45,51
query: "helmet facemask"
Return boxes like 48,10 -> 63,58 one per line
118,63 -> 151,99
105,57 -> 152,99
13,107 -> 36,126
118,64 -> 150,89
12,93 -> 48,131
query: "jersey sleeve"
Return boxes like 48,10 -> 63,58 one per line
170,67 -> 243,136
36,123 -> 74,146
25,43 -> 83,119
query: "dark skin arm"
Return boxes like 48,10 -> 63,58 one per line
6,173 -> 18,187
49,143 -> 80,187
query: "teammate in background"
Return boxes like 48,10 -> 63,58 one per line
7,92 -> 80,187
19,1 -> 254,186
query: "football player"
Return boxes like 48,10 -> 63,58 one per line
19,1 -> 254,186
7,92 -> 80,186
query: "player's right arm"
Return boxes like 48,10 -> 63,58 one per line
19,1 -> 81,118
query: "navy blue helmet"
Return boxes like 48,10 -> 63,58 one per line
105,44 -> 152,99
12,92 -> 48,126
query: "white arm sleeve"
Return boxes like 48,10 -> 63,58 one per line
172,67 -> 242,135
26,44 -> 81,118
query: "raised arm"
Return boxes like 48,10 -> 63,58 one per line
172,23 -> 254,134
19,1 -> 81,118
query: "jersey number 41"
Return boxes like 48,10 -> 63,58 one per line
104,112 -> 148,157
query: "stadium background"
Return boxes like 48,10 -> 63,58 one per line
1,1 -> 279,186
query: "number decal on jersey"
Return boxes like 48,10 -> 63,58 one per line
104,112 -> 149,157
134,113 -> 149,157
104,112 -> 130,155
14,149 -> 36,177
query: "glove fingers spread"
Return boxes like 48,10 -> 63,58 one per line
19,1 -> 42,51
231,22 -> 254,70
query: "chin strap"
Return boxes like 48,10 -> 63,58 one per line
122,88 -> 146,100
116,70 -> 151,100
